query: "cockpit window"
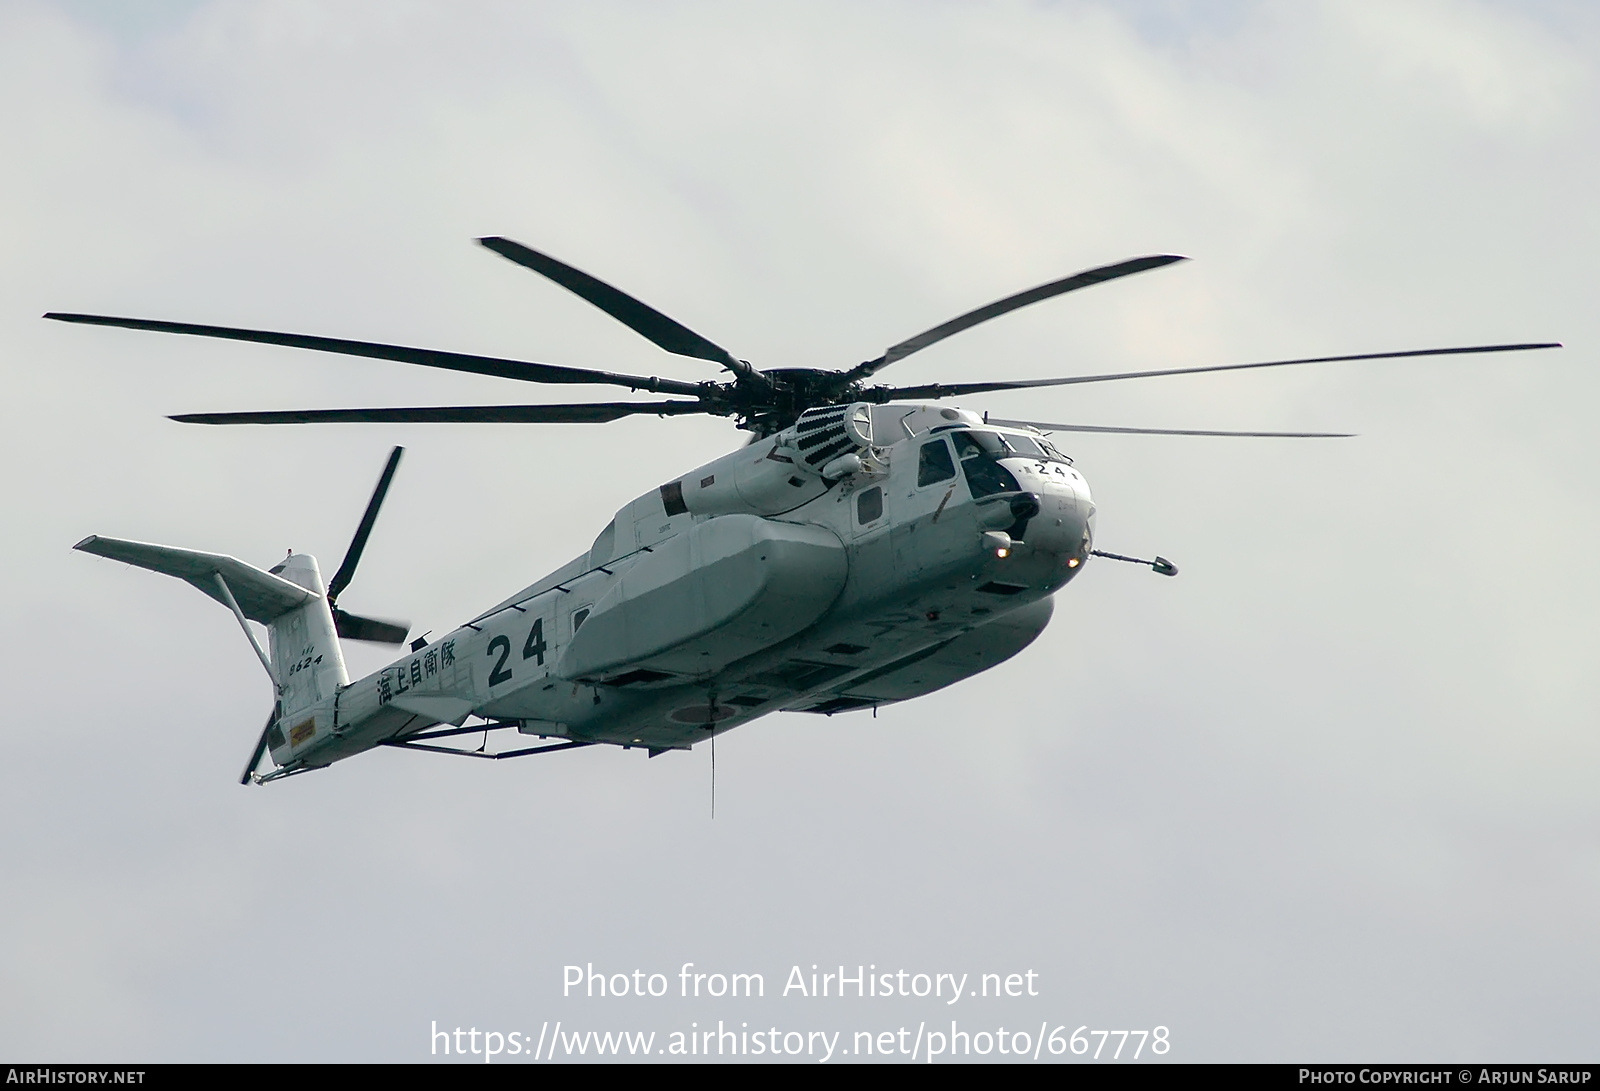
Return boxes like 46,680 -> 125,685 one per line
917,438 -> 957,486
1001,434 -> 1047,459
1038,437 -> 1070,462
953,431 -> 1022,497
963,430 -> 1069,463
952,430 -> 1006,459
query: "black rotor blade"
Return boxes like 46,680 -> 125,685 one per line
332,608 -> 409,645
328,446 -> 403,602
170,400 -> 709,425
881,341 -> 1562,401
845,254 -> 1187,384
239,703 -> 280,785
478,237 -> 766,386
984,416 -> 1352,438
42,312 -> 703,396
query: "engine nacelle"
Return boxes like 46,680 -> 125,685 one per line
661,403 -> 876,518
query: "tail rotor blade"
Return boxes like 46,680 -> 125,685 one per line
239,703 -> 280,785
332,608 -> 409,645
328,446 -> 403,602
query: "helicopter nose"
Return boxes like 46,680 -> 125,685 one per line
1024,475 -> 1091,558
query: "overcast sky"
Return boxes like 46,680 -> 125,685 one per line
1,0 -> 1596,1063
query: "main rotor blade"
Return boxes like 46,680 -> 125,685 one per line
42,312 -> 704,396
984,416 -> 1352,438
329,446 -> 403,602
170,400 -> 708,425
882,342 -> 1563,400
478,237 -> 767,386
846,254 -> 1187,384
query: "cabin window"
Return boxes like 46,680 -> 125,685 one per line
917,439 -> 956,486
572,607 -> 591,634
856,486 -> 883,524
953,431 -> 1022,497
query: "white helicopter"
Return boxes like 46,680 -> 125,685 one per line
49,239 -> 1558,784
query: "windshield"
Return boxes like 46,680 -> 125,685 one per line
952,431 -> 1022,497
963,430 -> 1071,463
999,433 -> 1047,459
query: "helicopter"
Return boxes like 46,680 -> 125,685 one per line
49,238 -> 1559,784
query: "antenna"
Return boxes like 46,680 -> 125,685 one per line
1090,549 -> 1178,577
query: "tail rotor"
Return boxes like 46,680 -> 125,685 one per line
326,446 -> 410,645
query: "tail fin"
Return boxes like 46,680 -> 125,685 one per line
76,449 -> 412,783
73,536 -> 351,718
261,552 -> 351,716
76,448 -> 412,783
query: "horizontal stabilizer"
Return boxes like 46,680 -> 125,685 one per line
74,535 -> 313,623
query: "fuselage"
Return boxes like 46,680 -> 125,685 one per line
263,404 -> 1094,773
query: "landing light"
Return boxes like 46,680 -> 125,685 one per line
1067,557 -> 1080,568
980,530 -> 1012,556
